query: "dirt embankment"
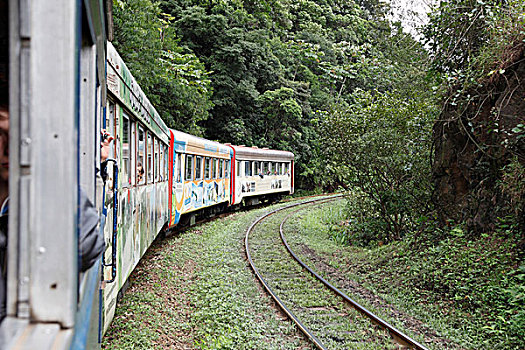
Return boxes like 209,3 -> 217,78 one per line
432,44 -> 525,233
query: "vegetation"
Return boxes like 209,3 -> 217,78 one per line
109,0 -> 524,348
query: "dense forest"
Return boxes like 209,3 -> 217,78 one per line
111,0 -> 524,346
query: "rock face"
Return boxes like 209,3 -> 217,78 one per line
432,48 -> 525,233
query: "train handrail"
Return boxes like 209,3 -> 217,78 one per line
102,159 -> 118,283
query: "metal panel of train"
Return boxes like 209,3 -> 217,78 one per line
0,0 -> 108,348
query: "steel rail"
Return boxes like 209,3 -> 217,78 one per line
244,196 -> 339,350
279,208 -> 430,350
244,195 -> 342,350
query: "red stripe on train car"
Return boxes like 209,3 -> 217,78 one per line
168,129 -> 174,227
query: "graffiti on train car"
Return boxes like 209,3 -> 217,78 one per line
106,43 -> 169,141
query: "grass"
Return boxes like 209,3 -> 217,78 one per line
103,196 -> 523,349
286,199 -> 524,350
103,203 -> 310,349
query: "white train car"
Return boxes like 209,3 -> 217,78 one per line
228,145 -> 294,206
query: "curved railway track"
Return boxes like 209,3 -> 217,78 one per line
245,196 -> 429,350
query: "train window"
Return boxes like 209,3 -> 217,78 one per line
164,146 -> 169,181
137,126 -> 145,185
205,157 -> 211,179
213,158 -> 218,179
284,162 -> 289,175
147,133 -> 153,183
219,159 -> 224,178
185,155 -> 193,181
253,161 -> 259,176
245,161 -> 252,177
225,160 -> 230,178
122,114 -> 130,186
175,153 -> 182,182
263,162 -> 268,175
277,163 -> 282,175
195,156 -> 203,180
158,143 -> 163,182
154,138 -> 159,182
236,161 -> 240,177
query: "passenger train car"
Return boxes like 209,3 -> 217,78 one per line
0,1 -> 294,348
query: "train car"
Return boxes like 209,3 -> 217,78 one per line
102,42 -> 171,333
1,0 -> 108,348
169,130 -> 232,227
228,145 -> 294,206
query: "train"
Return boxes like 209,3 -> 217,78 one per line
0,1 -> 294,349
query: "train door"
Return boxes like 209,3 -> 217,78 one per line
173,152 -> 183,224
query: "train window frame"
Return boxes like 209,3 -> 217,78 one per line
195,156 -> 203,180
137,125 -> 146,185
158,142 -> 163,182
175,153 -> 182,183
219,159 -> 224,179
236,161 -> 241,177
244,161 -> 252,177
185,155 -> 194,181
205,157 -> 211,180
121,112 -> 131,187
164,145 -> 168,181
154,138 -> 159,182
212,158 -> 218,179
147,133 -> 153,183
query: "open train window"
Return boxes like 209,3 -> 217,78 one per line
158,142 -> 163,182
205,157 -> 211,179
225,160 -> 230,178
220,159 -> 225,178
137,126 -> 145,185
195,156 -> 203,180
253,161 -> 259,176
147,133 -> 153,183
245,161 -> 252,177
164,146 -> 168,181
122,113 -> 130,185
175,153 -> 182,183
185,155 -> 193,181
154,138 -> 159,182
213,158 -> 218,179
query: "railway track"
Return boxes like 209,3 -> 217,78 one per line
245,196 -> 429,350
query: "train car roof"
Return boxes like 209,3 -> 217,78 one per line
172,129 -> 232,157
106,42 -> 170,144
229,145 -> 294,161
